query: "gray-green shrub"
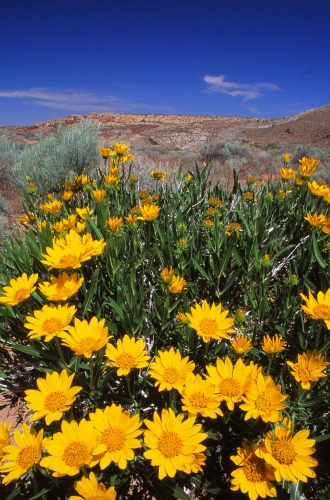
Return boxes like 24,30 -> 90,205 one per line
12,120 -> 100,193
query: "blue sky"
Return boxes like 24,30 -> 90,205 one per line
0,0 -> 329,125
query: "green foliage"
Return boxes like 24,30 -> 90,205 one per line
200,141 -> 252,163
11,120 -> 100,193
0,147 -> 329,499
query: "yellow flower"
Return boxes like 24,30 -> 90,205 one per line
287,350 -> 329,389
176,311 -> 189,324
323,188 -> 330,203
38,272 -> 84,301
256,422 -> 318,484
40,199 -> 63,214
179,373 -> 223,418
107,216 -> 123,232
61,190 -> 73,201
69,471 -> 117,500
74,174 -> 93,188
0,273 -> 38,306
279,167 -> 296,180
231,334 -> 253,355
160,266 -> 174,284
40,419 -> 99,477
203,218 -> 214,229
308,180 -> 328,196
129,175 -> 138,183
301,288 -> 330,328
24,369 -> 82,425
262,334 -> 286,354
0,422 -> 11,461
304,211 -> 327,227
53,214 -> 77,234
138,203 -> 160,221
148,347 -> 195,391
190,452 -> 207,473
322,220 -> 330,234
105,334 -> 150,376
108,142 -> 135,163
225,222 -> 243,237
24,303 -> 76,341
299,156 -> 320,177
110,166 -> 119,178
144,408 -> 207,479
92,189 -> 106,202
74,221 -> 87,234
98,146 -> 112,158
60,317 -> 110,358
41,230 -> 106,270
230,441 -> 276,500
89,404 -> 143,470
150,170 -> 167,181
104,174 -> 119,186
124,213 -> 138,226
18,212 -> 35,224
205,357 -> 252,411
207,196 -> 222,207
0,423 -> 43,485
76,206 -> 94,220
282,153 -> 291,164
168,275 -> 187,294
240,372 -> 287,423
186,300 -> 235,343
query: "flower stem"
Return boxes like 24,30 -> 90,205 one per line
54,337 -> 67,368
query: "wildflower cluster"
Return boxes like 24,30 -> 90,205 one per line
0,147 -> 329,499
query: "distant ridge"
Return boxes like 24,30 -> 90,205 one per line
1,104 -> 330,149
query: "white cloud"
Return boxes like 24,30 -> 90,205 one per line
0,87 -> 163,113
203,75 -> 279,101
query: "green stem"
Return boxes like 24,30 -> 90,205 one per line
126,374 -> 137,407
54,337 -> 67,368
266,354 -> 274,376
89,358 -> 94,393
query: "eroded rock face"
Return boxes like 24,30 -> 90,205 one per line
1,104 -> 330,148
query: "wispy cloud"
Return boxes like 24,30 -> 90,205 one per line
203,75 -> 279,101
0,87 -> 165,113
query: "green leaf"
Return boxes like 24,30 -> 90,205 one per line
172,485 -> 190,499
13,344 -> 41,357
312,231 -> 327,268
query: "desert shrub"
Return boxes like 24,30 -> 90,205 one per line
0,145 -> 329,499
11,120 -> 100,193
0,137 -> 21,178
200,141 -> 253,163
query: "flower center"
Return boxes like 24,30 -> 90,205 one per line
163,367 -> 180,384
116,353 -> 136,370
199,318 -> 217,336
158,432 -> 183,458
44,391 -> 67,412
272,437 -> 296,464
189,391 -> 208,410
17,445 -> 40,470
58,254 -> 82,267
14,288 -> 29,302
243,454 -> 266,483
42,318 -> 64,335
296,367 -> 310,383
78,337 -> 96,353
218,378 -> 241,396
255,394 -> 271,412
313,304 -> 330,320
101,427 -> 126,452
62,441 -> 90,468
